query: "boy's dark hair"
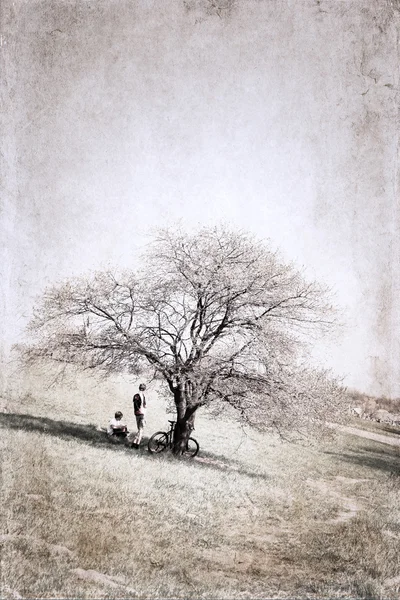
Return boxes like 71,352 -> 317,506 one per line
115,411 -> 123,419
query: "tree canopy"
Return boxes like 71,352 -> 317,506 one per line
22,227 -> 345,450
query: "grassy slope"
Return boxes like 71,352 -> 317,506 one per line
1,367 -> 400,599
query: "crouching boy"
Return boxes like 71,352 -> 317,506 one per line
107,411 -> 128,439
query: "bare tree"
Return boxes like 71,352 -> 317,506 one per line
21,227 -> 345,453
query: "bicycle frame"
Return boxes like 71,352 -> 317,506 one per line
165,420 -> 194,445
165,420 -> 176,448
148,419 -> 199,457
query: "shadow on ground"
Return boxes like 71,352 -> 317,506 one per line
0,411 -> 269,481
383,425 -> 400,436
325,444 -> 400,476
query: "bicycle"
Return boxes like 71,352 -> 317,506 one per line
147,420 -> 199,457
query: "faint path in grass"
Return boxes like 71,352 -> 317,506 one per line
0,534 -> 138,596
331,423 -> 400,447
307,476 -> 365,524
71,568 -> 137,594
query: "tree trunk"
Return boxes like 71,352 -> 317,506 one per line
172,382 -> 199,455
172,410 -> 197,455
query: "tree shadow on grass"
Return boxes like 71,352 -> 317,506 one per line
325,444 -> 400,476
383,425 -> 400,436
0,411 -> 270,482
0,410 -> 131,450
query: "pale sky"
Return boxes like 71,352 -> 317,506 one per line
1,0 -> 399,396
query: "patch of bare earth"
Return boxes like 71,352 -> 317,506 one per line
71,568 -> 138,595
307,476 -> 366,524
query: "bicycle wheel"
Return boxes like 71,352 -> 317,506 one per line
147,432 -> 169,454
184,437 -> 199,458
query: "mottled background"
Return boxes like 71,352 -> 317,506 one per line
1,0 -> 399,395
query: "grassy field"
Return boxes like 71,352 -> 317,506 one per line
1,366 -> 400,599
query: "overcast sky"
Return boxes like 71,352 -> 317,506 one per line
2,0 -> 399,396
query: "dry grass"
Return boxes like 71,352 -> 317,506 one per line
1,366 -> 400,598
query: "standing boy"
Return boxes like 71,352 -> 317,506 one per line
132,383 -> 147,446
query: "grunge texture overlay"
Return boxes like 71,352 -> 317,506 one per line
1,0 -> 399,395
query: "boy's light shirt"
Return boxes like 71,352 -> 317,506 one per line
107,417 -> 127,434
109,417 -> 126,427
139,393 -> 146,414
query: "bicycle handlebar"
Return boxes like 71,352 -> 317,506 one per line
167,419 -> 194,431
